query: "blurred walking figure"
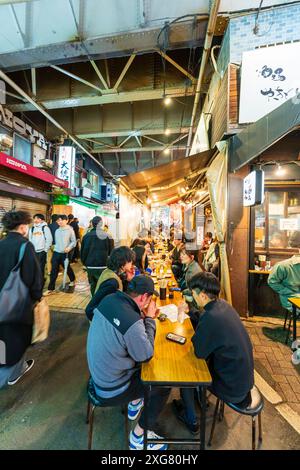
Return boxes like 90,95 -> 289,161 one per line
47,214 -> 59,275
68,214 -> 80,262
0,211 -> 43,388
81,216 -> 112,295
29,214 -> 52,284
45,215 -> 76,294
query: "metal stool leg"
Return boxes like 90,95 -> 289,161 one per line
283,310 -> 289,330
258,413 -> 263,443
219,401 -> 225,422
252,416 -> 256,450
87,404 -> 96,450
285,315 -> 292,344
86,400 -> 91,424
208,398 -> 220,447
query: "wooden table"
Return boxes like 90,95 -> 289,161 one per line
141,278 -> 212,450
288,297 -> 300,342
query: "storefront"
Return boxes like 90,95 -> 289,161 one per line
228,98 -> 300,316
0,152 -> 68,236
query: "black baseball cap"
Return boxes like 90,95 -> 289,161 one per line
128,275 -> 159,296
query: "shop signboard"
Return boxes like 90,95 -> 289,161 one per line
0,152 -> 68,187
57,146 -> 75,188
239,42 -> 300,123
243,169 -> 264,207
279,218 -> 299,231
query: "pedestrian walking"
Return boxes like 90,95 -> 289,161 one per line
29,213 -> 53,284
45,215 -> 76,294
0,211 -> 43,388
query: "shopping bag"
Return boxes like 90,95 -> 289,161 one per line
31,297 -> 50,344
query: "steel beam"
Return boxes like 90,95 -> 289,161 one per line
31,68 -> 36,97
90,145 -> 187,153
50,64 -> 103,94
77,127 -> 190,139
0,20 -> 207,72
113,54 -> 136,90
8,86 -> 194,111
90,60 -> 109,90
157,51 -> 196,83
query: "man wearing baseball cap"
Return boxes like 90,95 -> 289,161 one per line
87,275 -> 170,450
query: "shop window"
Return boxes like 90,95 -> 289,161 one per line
13,133 -> 31,164
254,189 -> 300,253
88,171 -> 99,194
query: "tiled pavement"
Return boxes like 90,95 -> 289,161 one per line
45,263 -> 91,313
243,317 -> 300,423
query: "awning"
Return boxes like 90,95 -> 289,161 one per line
121,149 -> 216,204
229,96 -> 300,172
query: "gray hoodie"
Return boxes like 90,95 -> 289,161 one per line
54,225 -> 76,253
29,222 -> 53,253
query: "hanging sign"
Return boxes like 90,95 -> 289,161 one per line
57,146 -> 75,188
243,170 -> 265,207
239,42 -> 300,123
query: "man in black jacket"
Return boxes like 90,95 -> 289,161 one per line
81,216 -> 112,295
0,211 -> 43,388
173,272 -> 254,434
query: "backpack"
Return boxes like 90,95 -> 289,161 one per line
0,242 -> 34,366
31,225 -> 46,239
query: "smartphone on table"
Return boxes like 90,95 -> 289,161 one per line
166,332 -> 186,345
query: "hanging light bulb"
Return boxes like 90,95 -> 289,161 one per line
276,163 -> 286,176
165,128 -> 171,135
164,148 -> 170,155
163,96 -> 172,106
146,196 -> 152,205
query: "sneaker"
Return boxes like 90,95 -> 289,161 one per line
129,430 -> 168,450
172,399 -> 199,435
128,398 -> 144,420
8,359 -> 35,385
43,290 -> 55,296
292,349 -> 300,365
291,339 -> 300,351
64,284 -> 75,293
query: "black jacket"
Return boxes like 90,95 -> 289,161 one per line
0,232 -> 44,366
81,228 -> 111,268
48,221 -> 59,244
0,232 -> 43,301
86,278 -> 119,321
192,299 -> 254,403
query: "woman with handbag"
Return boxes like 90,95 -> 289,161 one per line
0,211 -> 43,388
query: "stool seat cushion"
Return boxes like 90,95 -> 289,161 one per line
87,377 -> 106,407
226,385 -> 264,416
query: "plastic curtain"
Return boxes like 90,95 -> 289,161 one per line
206,142 -> 232,303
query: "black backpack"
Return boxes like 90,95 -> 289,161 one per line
0,242 -> 34,366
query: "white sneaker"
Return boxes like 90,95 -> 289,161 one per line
291,339 -> 300,351
8,359 -> 35,385
129,430 -> 168,450
292,349 -> 300,365
43,290 -> 55,296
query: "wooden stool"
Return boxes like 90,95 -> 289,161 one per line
86,377 -> 129,450
208,385 -> 264,450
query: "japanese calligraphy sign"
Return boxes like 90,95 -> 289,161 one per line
239,43 -> 300,123
57,146 -> 75,187
243,170 -> 264,207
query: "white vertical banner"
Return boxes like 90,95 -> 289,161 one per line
239,42 -> 300,123
57,146 -> 75,188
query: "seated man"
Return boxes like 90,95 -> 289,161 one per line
173,272 -> 254,434
87,275 -> 170,450
268,231 -> 300,350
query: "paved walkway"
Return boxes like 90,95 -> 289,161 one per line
243,317 -> 300,432
45,263 -> 91,313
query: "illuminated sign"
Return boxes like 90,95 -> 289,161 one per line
243,170 -> 264,207
57,146 -> 75,188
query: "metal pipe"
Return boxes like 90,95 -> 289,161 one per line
0,68 -> 116,181
185,0 -> 221,157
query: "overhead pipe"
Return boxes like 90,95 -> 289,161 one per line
185,0 -> 221,157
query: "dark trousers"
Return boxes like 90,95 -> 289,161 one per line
95,371 -> 170,430
87,268 -> 105,296
36,251 -> 47,286
48,252 -> 75,291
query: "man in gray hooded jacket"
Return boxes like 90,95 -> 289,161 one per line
29,213 -> 52,282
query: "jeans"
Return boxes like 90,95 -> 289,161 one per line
94,371 -> 170,430
0,356 -> 26,389
180,388 -> 198,424
36,251 -> 47,286
87,268 -> 105,296
48,252 -> 75,291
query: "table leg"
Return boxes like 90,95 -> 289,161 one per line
293,305 -> 297,343
143,385 -> 150,450
200,386 -> 207,450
